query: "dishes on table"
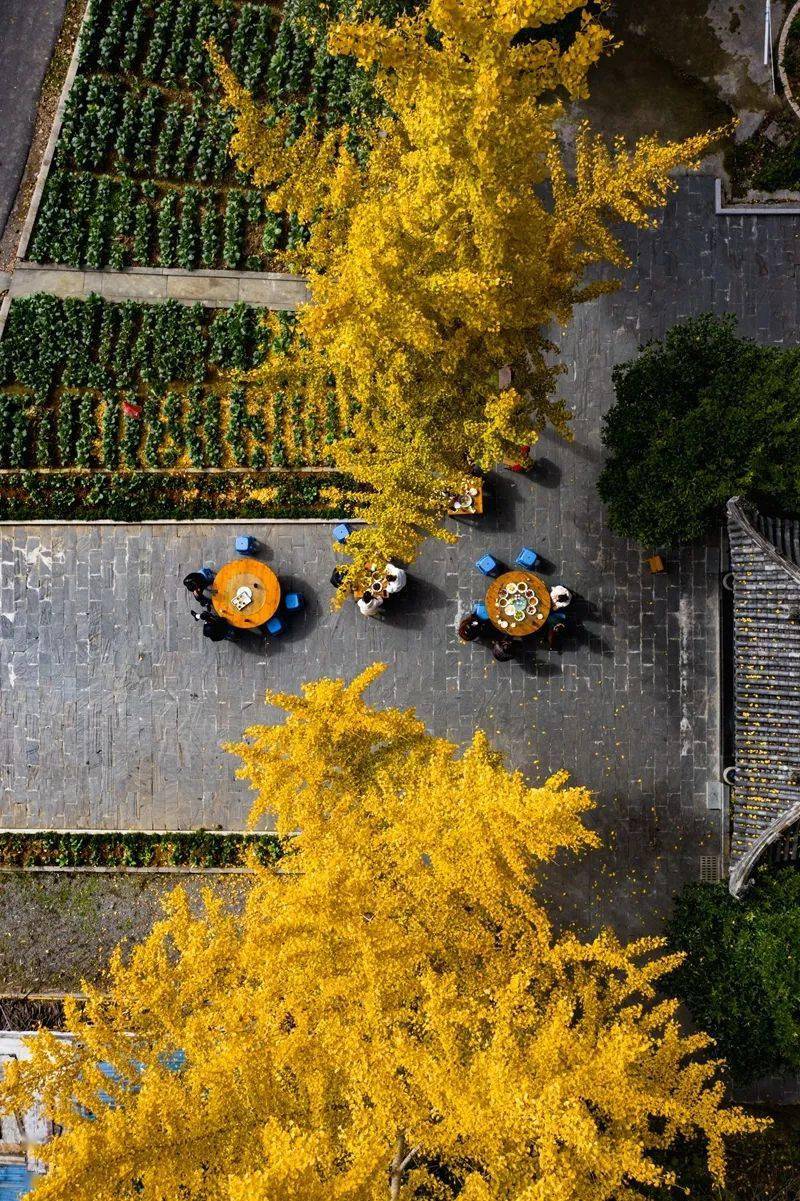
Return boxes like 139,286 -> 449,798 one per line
493,577 -> 546,630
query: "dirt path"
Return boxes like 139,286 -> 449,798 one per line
0,871 -> 251,992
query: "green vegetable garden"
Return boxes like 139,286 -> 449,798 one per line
0,294 -> 352,519
0,0 -> 413,518
28,0 -> 404,270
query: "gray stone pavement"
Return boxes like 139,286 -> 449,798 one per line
0,0 -> 67,240
1,175 -> 797,937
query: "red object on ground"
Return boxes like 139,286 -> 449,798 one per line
509,444 -> 531,472
122,400 -> 142,418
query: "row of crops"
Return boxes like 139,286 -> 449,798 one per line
0,294 -> 355,519
32,171 -> 303,271
28,0 -> 412,270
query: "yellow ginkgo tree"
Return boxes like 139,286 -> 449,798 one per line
214,0 -> 721,599
2,665 -> 759,1201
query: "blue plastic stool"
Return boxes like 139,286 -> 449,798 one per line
235,535 -> 258,554
284,592 -> 304,612
515,547 -> 539,570
266,616 -> 284,635
333,523 -> 353,544
199,566 -> 215,584
473,602 -> 489,621
475,554 -> 499,577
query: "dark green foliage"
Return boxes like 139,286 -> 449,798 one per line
267,0 -> 417,144
222,190 -> 245,268
725,111 -> 800,196
0,293 -> 340,498
598,315 -> 800,545
102,391 -> 121,467
227,382 -> 249,465
157,191 -> 179,264
666,869 -> 800,1082
784,15 -> 800,88
643,1116 -> 800,1201
176,185 -> 201,269
208,302 -> 266,371
132,196 -> 152,261
186,384 -> 205,466
0,469 -> 353,521
200,204 -> 221,267
0,828 -> 284,868
30,0 -> 417,267
202,390 -> 222,466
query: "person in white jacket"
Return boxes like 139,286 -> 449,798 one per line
384,563 -> 407,594
357,591 -> 384,617
549,584 -> 572,610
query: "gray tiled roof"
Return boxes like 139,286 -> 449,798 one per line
727,498 -> 800,896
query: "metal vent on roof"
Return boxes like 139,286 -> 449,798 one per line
699,855 -> 722,884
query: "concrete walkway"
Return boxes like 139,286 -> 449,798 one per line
8,262 -> 310,309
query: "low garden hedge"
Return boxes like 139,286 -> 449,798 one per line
0,469 -> 354,522
0,829 -> 284,869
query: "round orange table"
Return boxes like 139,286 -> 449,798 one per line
211,558 -> 280,629
485,570 -> 550,638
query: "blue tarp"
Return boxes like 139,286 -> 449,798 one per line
0,1163 -> 35,1201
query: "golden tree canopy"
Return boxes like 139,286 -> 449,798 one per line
1,666 -> 759,1200
215,1 -> 720,598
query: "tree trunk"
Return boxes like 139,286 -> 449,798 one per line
389,1132 -> 407,1201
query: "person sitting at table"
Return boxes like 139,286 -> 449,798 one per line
458,614 -> 485,642
550,584 -> 572,610
384,563 -> 407,594
183,571 -> 213,606
546,620 -> 569,653
192,609 -> 232,642
544,601 -> 576,653
490,635 -> 514,662
357,591 -> 384,618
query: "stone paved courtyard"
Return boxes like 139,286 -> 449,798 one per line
3,174 -> 799,935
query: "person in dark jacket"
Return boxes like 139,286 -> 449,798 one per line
458,614 -> 486,642
490,635 -> 514,662
183,571 -> 213,606
192,609 -> 232,642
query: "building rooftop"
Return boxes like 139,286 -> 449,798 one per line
726,498 -> 800,895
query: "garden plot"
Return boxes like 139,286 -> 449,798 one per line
0,293 -> 352,519
28,0 -> 385,271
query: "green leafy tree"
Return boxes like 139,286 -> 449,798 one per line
666,869 -> 800,1082
598,315 -> 800,545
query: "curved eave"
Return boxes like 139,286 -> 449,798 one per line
727,497 -> 800,586
729,801 -> 800,896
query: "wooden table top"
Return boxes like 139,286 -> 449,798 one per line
447,480 -> 483,517
211,558 -> 281,629
352,563 -> 388,600
485,570 -> 550,638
